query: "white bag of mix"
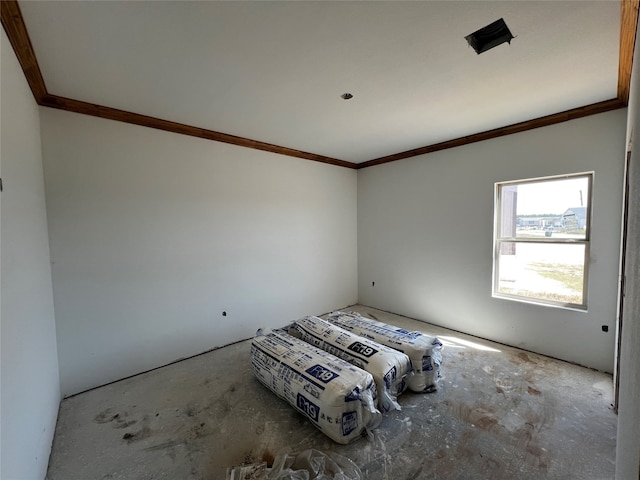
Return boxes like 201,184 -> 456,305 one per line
327,311 -> 443,393
251,328 -> 381,444
288,315 -> 412,412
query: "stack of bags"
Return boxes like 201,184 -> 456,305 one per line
250,311 -> 443,444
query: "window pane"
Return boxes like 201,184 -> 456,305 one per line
496,242 -> 586,306
500,177 -> 589,240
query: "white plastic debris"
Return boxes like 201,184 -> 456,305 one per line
288,316 -> 412,413
326,311 -> 443,393
226,462 -> 267,480
226,449 -> 363,480
251,329 -> 382,444
270,449 -> 363,480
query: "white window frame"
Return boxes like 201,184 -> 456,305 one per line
493,172 -> 593,310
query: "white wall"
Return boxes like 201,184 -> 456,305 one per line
615,19 -> 640,480
39,108 -> 358,396
358,109 -> 626,372
1,30 -> 61,480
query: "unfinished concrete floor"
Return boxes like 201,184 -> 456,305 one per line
47,305 -> 617,480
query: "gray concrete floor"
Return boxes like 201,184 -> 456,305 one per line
47,305 -> 617,480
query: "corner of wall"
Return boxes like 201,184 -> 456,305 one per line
1,27 -> 61,480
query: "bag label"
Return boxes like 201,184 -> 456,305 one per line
384,366 -> 397,389
395,328 -> 423,339
422,355 -> 433,371
342,411 -> 358,436
305,364 -> 339,384
347,341 -> 378,358
297,393 -> 320,422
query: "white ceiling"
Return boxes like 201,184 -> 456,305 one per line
19,0 -> 621,164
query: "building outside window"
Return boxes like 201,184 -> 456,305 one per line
493,172 -> 592,309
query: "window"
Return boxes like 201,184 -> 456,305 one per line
493,173 -> 592,310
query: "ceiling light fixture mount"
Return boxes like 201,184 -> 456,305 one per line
341,93 -> 354,100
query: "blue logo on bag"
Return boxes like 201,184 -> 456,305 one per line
342,411 -> 358,436
306,364 -> 339,383
395,329 -> 422,339
347,341 -> 378,358
297,393 -> 320,422
384,366 -> 397,388
422,355 -> 433,371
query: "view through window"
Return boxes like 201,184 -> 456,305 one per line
493,173 -> 592,309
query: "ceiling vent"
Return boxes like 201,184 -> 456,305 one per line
465,18 -> 514,54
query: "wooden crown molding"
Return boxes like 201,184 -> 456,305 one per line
356,99 -> 626,169
1,0 -> 47,102
39,95 -> 355,168
2,0 -> 637,169
618,0 -> 640,104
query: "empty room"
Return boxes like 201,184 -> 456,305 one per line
2,1 -> 640,479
